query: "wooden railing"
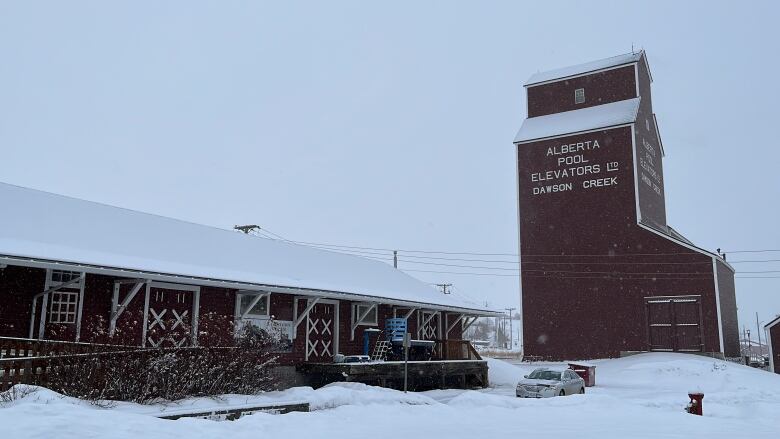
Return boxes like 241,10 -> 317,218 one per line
0,336 -> 129,360
0,337 -> 137,392
432,340 -> 482,361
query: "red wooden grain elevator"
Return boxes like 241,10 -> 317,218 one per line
514,51 -> 739,360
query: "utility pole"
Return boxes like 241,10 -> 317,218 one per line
756,312 -> 762,356
435,283 -> 452,294
393,250 -> 398,269
505,307 -> 516,349
234,224 -> 260,234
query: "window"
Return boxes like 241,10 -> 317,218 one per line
49,291 -> 78,323
46,269 -> 82,324
238,293 -> 270,316
646,118 -> 651,131
574,88 -> 585,104
50,270 -> 81,285
352,303 -> 378,326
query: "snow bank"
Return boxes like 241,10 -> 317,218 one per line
485,357 -> 528,386
2,354 -> 780,438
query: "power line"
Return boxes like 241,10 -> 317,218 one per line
253,226 -> 780,264
722,249 -> 780,254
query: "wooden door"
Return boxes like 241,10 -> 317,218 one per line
645,296 -> 703,352
146,287 -> 193,347
305,302 -> 335,361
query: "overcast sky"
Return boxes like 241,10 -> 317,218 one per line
2,1 -> 779,338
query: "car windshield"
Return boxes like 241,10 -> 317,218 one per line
527,370 -> 562,381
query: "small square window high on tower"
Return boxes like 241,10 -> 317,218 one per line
574,88 -> 585,104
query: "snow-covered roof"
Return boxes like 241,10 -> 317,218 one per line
0,182 -> 496,315
525,52 -> 643,86
514,97 -> 640,144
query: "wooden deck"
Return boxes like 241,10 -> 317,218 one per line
297,360 -> 489,390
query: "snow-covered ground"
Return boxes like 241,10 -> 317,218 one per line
2,353 -> 779,438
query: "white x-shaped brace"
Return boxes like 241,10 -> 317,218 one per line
320,318 -> 332,336
147,336 -> 189,348
149,308 -> 167,330
308,317 -> 320,335
171,309 -> 189,330
320,339 -> 332,356
306,339 -> 319,357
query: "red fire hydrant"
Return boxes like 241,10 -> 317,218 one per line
685,392 -> 704,416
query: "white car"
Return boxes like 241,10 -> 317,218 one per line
516,368 -> 585,398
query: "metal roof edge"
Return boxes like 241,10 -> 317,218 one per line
765,314 -> 780,330
513,122 -> 635,145
524,51 -> 643,87
0,254 -> 499,316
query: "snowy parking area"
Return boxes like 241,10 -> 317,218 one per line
2,353 -> 779,438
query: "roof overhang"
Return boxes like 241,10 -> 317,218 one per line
0,254 -> 502,317
524,51 -> 645,87
765,314 -> 780,330
514,97 -> 641,144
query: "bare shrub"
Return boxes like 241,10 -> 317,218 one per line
44,325 -> 277,404
0,384 -> 37,406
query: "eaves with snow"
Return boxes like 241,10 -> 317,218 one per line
0,182 -> 499,316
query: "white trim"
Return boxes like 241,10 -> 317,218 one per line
652,113 -> 665,157
301,298 -> 339,361
141,282 -> 150,347
634,63 -> 640,98
75,272 -> 86,341
767,326 -> 775,373
417,310 -> 440,340
712,259 -> 725,353
236,291 -> 270,319
149,281 -> 200,292
525,62 -> 639,88
636,223 -> 730,265
640,50 -> 653,83
293,297 -> 322,333
191,288 -> 200,346
766,315 -> 780,374
350,303 -> 378,341
514,123 -> 634,145
515,142 -> 524,353
38,293 -> 48,339
0,255 -> 500,317
109,280 -> 146,336
631,124 -> 642,224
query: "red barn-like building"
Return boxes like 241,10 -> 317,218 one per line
514,51 -> 739,360
0,182 -> 497,387
766,316 -> 780,374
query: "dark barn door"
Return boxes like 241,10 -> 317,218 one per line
146,287 -> 193,347
645,296 -> 704,352
305,302 -> 335,361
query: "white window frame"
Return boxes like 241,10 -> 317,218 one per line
574,88 -> 585,104
49,291 -> 78,324
352,303 -> 378,326
50,270 -> 82,286
236,292 -> 271,318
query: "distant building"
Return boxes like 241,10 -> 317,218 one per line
766,316 -> 780,373
514,51 -> 739,360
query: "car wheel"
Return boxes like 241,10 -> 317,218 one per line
579,388 -> 585,394
559,389 -> 565,396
